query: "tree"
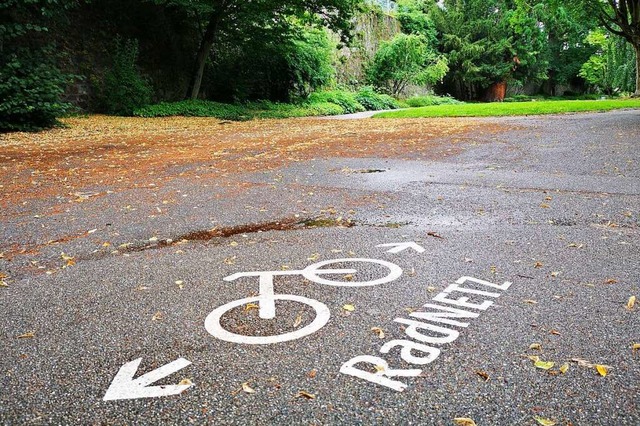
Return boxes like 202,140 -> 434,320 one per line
537,0 -> 598,96
153,0 -> 358,100
585,0 -> 640,96
366,33 -> 448,95
429,0 -> 547,101
580,29 -> 637,93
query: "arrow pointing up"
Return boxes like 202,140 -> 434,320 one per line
376,242 -> 425,254
103,357 -> 193,401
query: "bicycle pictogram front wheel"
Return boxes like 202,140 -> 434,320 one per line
204,295 -> 330,345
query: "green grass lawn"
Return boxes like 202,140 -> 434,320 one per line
373,98 -> 640,118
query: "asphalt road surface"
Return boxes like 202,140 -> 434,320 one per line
1,111 -> 639,425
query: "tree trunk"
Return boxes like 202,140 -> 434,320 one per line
634,43 -> 640,97
186,12 -> 222,100
485,80 -> 507,102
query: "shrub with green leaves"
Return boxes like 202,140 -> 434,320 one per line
307,90 -> 365,113
99,39 -> 153,116
404,95 -> 462,107
0,49 -> 70,132
355,87 -> 400,110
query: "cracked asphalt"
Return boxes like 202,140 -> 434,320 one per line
1,110 -> 639,425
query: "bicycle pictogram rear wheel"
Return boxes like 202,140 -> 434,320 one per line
204,295 -> 330,345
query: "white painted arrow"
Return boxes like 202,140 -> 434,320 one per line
376,242 -> 425,254
103,357 -> 193,401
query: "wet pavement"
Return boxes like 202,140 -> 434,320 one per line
1,111 -> 639,425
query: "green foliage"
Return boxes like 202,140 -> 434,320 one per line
354,86 -> 401,110
367,33 -> 448,95
0,49 -> 70,132
430,0 -> 548,100
404,94 -> 463,107
285,28 -> 336,98
0,0 -> 74,131
133,100 -> 248,120
209,25 -> 335,102
580,30 -> 637,94
395,0 -> 437,44
307,90 -> 365,113
133,98 -> 346,120
99,39 -> 153,116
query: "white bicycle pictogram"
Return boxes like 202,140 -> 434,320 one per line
204,258 -> 403,344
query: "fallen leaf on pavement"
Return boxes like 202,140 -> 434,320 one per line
529,343 -> 542,350
633,343 -> 640,352
427,232 -> 444,239
524,299 -> 538,304
308,369 -> 317,379
534,262 -> 543,268
595,365 -> 608,377
343,304 -> 355,312
559,363 -> 569,374
294,390 -> 315,400
242,382 -> 256,394
245,303 -> 259,311
604,278 -> 618,284
293,314 -> 303,328
151,311 -> 163,321
534,416 -> 557,426
17,332 -> 35,339
371,327 -> 385,339
179,378 -> 193,386
453,418 -> 477,426
475,370 -> 490,381
535,360 -> 555,370
626,295 -> 636,310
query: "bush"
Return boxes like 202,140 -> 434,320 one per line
307,90 -> 365,114
0,49 -> 70,132
134,100 -> 248,120
355,86 -> 401,110
404,95 -> 462,107
100,39 -> 153,116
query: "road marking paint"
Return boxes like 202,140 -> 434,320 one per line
340,276 -> 512,392
103,358 -> 193,401
376,242 -> 426,254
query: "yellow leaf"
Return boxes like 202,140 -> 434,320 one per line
343,274 -> 354,281
178,378 -> 193,386
475,370 -> 490,381
534,416 -> 557,426
294,390 -> 315,400
540,203 -> 550,209
17,332 -> 35,339
527,355 -> 540,363
151,311 -> 163,321
559,363 -> 569,374
223,256 -> 237,265
596,364 -> 608,377
293,314 -> 303,328
0,281 -> 8,288
244,303 -> 259,311
529,343 -> 542,350
371,327 -> 385,339
453,418 -> 477,426
633,343 -> 640,352
242,382 -> 256,394
374,364 -> 386,373
307,253 -> 320,261
626,295 -> 636,310
534,360 -> 555,370
343,304 -> 355,312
